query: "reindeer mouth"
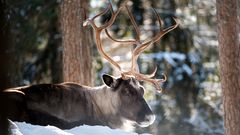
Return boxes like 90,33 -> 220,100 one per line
137,114 -> 155,127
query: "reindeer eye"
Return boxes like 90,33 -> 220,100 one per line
122,88 -> 131,96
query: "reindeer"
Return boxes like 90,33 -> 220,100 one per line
1,1 -> 179,130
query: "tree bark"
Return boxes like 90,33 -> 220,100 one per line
217,0 -> 240,135
60,0 -> 93,86
0,0 -> 13,134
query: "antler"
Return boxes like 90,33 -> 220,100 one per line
84,1 -> 179,92
83,1 -> 128,71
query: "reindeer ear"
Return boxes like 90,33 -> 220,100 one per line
102,74 -> 117,88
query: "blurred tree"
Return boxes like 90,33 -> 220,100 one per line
5,0 -> 62,84
0,0 -> 14,134
61,0 -> 93,86
0,1 -> 20,90
217,0 -> 240,135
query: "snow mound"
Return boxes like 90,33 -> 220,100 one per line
10,121 -> 151,135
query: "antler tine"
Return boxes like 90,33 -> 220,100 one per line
92,3 -> 112,21
83,3 -> 112,29
105,29 -> 138,44
137,73 -> 167,92
85,1 -> 126,71
125,5 -> 141,42
104,3 -> 141,45
100,4 -> 119,29
124,70 -> 167,92
153,8 -> 162,30
143,17 -> 180,45
100,0 -> 130,30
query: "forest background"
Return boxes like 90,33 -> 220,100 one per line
0,0 -> 237,135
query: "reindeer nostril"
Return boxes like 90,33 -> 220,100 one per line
145,114 -> 155,123
138,114 -> 156,127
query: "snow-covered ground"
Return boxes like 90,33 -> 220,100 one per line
10,121 -> 151,135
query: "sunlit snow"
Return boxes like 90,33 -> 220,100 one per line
10,121 -> 151,135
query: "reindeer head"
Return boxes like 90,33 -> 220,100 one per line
102,74 -> 155,127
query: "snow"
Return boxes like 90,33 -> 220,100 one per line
182,64 -> 192,76
9,121 -> 151,135
141,52 -> 186,67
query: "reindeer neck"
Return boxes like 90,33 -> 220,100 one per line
89,86 -> 123,128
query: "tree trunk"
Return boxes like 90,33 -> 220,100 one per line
0,0 -> 13,134
60,0 -> 93,86
217,0 -> 240,135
